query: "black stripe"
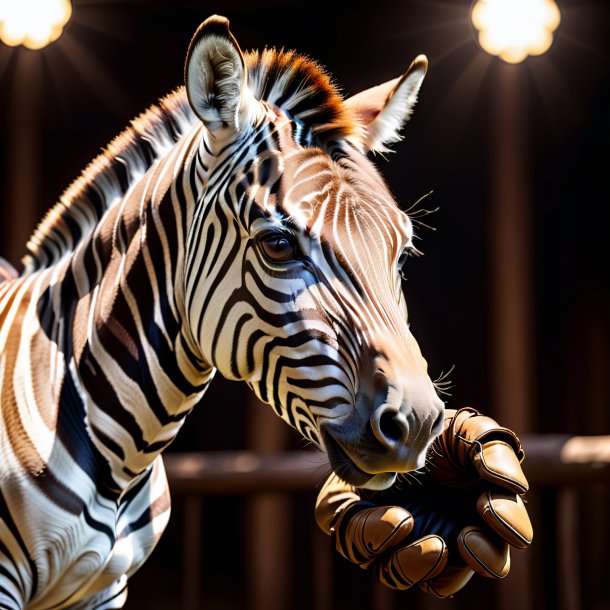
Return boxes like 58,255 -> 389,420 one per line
56,366 -> 121,497
195,218 -> 242,353
79,351 -> 148,453
0,489 -> 38,596
91,581 -> 127,609
230,312 -> 253,378
0,552 -> 23,597
0,583 -> 21,606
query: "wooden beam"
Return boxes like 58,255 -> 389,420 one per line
3,50 -> 42,266
489,63 -> 535,434
163,436 -> 610,495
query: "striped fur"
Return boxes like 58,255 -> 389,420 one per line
0,15 -> 442,609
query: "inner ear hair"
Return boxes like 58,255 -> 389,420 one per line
185,15 -> 248,131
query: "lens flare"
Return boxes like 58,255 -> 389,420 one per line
0,0 -> 72,50
471,0 -> 560,64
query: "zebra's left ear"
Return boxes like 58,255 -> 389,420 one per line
185,15 -> 260,141
346,55 -> 428,154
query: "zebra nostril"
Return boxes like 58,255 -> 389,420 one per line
378,411 -> 404,443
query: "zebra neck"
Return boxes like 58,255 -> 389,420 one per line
49,124 -> 216,487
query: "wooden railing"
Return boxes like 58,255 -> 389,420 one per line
165,435 -> 610,492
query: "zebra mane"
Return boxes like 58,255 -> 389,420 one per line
22,90 -> 196,274
22,48 -> 359,273
245,48 -> 361,141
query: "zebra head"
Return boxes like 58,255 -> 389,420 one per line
183,16 -> 444,490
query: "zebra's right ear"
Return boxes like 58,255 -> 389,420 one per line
185,15 -> 259,140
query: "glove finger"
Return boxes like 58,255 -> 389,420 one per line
419,565 -> 475,598
375,534 -> 448,591
457,525 -> 510,578
471,440 -> 529,494
315,473 -> 362,534
336,505 -> 414,567
477,489 -> 533,549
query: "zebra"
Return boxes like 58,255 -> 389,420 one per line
0,15 -> 444,609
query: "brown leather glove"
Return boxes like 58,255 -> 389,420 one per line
315,408 -> 533,598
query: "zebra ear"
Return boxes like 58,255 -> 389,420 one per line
185,15 -> 259,138
346,55 -> 428,154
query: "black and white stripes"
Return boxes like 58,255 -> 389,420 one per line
0,15 -> 442,609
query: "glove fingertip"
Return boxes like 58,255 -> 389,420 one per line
365,506 -> 415,553
393,535 -> 449,582
419,566 -> 475,598
457,526 -> 511,578
339,505 -> 414,560
472,442 -> 529,494
477,491 -> 533,548
376,535 -> 448,591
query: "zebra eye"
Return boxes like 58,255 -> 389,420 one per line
259,232 -> 298,263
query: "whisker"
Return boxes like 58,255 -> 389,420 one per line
434,365 -> 455,384
405,192 -> 439,241
433,365 -> 455,397
406,471 -> 424,486
411,217 -> 438,232
405,190 -> 434,214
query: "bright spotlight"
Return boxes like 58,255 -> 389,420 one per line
0,0 -> 72,50
471,0 -> 561,64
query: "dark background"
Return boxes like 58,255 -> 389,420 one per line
1,1 -> 609,608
